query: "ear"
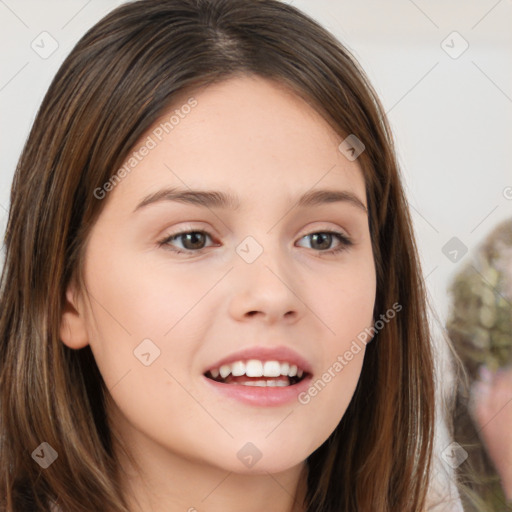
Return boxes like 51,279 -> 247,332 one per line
60,283 -> 89,349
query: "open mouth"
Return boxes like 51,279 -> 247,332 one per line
204,359 -> 309,387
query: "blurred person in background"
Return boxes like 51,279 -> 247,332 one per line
446,217 -> 512,511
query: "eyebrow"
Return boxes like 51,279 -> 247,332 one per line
133,187 -> 368,214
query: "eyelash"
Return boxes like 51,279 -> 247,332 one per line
157,228 -> 354,257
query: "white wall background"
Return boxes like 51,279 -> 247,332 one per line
1,0 -> 511,507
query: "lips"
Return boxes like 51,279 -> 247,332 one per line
203,346 -> 312,388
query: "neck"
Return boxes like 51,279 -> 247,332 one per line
110,420 -> 308,512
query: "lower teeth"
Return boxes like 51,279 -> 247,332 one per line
234,380 -> 290,387
209,375 -> 303,386
206,372 -> 305,386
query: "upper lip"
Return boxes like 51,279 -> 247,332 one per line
204,345 -> 313,375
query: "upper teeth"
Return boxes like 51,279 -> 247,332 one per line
210,360 -> 304,380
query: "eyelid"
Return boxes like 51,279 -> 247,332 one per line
160,222 -> 351,240
296,223 -> 351,239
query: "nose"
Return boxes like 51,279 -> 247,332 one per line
227,241 -> 306,325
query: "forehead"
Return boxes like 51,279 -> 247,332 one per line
110,74 -> 367,211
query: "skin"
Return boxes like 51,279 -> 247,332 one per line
61,74 -> 377,512
471,365 -> 512,501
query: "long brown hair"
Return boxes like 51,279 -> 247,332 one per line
0,0 -> 435,510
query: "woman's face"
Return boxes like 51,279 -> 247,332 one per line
62,75 -> 376,475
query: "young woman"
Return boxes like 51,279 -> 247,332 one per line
0,0 -> 437,510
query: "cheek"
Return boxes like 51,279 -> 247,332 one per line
296,255 -> 375,436
299,351 -> 365,445
80,251 -> 201,448
295,322 -> 368,456
315,253 -> 376,346
81,241 -> 215,412
83,241 -> 208,342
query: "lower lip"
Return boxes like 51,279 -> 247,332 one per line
203,375 -> 313,407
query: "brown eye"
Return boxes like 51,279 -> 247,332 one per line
297,231 -> 353,255
159,230 -> 214,254
309,233 -> 333,250
158,229 -> 353,257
